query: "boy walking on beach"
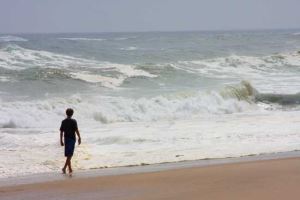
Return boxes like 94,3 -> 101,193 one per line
60,108 -> 81,175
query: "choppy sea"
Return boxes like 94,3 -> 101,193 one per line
1,30 -> 300,177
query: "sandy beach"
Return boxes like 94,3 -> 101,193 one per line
1,1 -> 300,200
1,157 -> 300,200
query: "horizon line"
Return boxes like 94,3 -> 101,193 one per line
1,27 -> 300,35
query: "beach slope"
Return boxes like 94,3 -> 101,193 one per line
1,158 -> 300,200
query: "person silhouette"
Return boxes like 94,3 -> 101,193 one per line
60,108 -> 81,176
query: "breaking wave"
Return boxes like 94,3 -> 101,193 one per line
0,45 -> 156,88
221,81 -> 300,105
169,52 -> 300,93
5,81 -> 300,128
1,44 -> 300,91
0,81 -> 261,128
175,52 -> 300,79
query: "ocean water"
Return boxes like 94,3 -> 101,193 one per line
1,30 -> 300,178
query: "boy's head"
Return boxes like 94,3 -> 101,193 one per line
66,108 -> 74,117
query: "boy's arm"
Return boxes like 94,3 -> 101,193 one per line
60,131 -> 64,146
76,129 -> 81,145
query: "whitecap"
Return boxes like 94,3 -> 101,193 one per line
0,45 -> 157,88
70,72 -> 125,88
0,76 -> 11,82
173,52 -> 300,93
114,36 -> 137,40
119,46 -> 138,51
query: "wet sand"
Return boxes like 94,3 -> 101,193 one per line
1,157 -> 300,200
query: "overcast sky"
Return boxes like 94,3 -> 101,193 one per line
1,0 -> 300,33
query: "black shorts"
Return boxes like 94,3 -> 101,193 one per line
64,138 -> 76,157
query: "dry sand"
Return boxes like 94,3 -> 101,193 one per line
1,157 -> 300,200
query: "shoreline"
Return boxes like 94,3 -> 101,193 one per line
1,152 -> 300,200
1,150 -> 300,187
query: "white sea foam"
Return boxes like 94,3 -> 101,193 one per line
70,72 -> 125,88
0,45 -> 156,87
0,88 -> 266,177
0,35 -> 28,42
0,83 -> 257,129
1,44 -> 299,92
174,52 -> 300,93
1,110 -> 300,178
178,53 -> 300,77
0,76 -> 11,82
1,32 -> 300,179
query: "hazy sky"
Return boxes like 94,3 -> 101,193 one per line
1,0 -> 300,33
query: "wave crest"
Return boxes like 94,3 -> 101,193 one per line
0,45 -> 156,88
2,81 -> 299,128
0,82 -> 257,128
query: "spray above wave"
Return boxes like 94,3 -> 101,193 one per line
0,45 -> 156,88
0,35 -> 28,42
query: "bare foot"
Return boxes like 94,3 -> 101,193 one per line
62,168 -> 66,174
68,169 -> 73,177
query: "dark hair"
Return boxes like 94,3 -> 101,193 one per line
66,108 -> 74,117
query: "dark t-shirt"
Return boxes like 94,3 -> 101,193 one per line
60,118 -> 78,140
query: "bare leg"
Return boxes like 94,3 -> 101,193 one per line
62,158 -> 68,174
67,156 -> 73,175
